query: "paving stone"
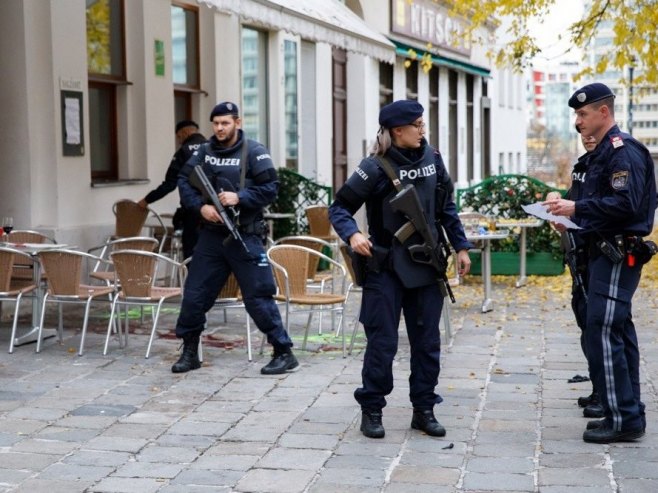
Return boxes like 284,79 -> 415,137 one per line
467,456 -> 535,474
9,478 -> 94,493
278,432 -> 339,450
112,461 -> 184,478
257,447 -> 332,470
37,462 -> 115,481
158,486 -> 230,493
312,467 -> 386,487
538,467 -> 612,487
462,472 -> 535,491
171,468 -> 244,487
389,465 -> 460,484
190,453 -> 260,471
136,445 -> 200,463
235,468 -> 323,493
84,436 -> 148,453
70,404 -> 136,417
63,449 -> 130,467
86,477 -> 163,493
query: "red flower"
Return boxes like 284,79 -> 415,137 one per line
506,189 -> 514,196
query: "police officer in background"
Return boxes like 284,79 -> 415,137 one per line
172,102 -> 298,375
329,100 -> 472,439
138,120 -> 206,260
545,82 -> 656,443
547,131 -> 604,420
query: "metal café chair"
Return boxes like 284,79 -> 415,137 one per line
267,244 -> 348,356
35,249 -> 115,356
0,246 -> 38,353
103,249 -> 187,358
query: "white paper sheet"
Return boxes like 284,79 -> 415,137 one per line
522,202 -> 582,229
64,97 -> 81,145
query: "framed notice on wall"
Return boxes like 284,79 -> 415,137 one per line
60,90 -> 84,156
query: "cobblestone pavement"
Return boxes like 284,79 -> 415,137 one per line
1,272 -> 657,493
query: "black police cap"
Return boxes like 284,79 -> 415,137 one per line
209,102 -> 240,121
379,100 -> 424,129
568,83 -> 615,110
175,120 -> 198,133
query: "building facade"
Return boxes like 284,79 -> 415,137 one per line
0,0 -> 526,249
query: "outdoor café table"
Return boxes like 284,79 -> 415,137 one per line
3,242 -> 70,347
263,212 -> 295,240
465,230 -> 510,313
496,219 -> 544,288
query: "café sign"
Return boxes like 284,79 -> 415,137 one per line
391,0 -> 471,56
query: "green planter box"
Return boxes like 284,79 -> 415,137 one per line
469,251 -> 565,276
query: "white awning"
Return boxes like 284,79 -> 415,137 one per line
197,0 -> 395,63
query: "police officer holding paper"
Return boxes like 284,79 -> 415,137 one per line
172,102 -> 298,376
329,100 -> 472,439
545,83 -> 656,443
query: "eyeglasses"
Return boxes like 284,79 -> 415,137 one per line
408,122 -> 426,131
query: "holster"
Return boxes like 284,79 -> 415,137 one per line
346,244 -> 390,287
627,237 -> 658,265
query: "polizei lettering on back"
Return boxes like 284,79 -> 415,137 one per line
205,155 -> 240,167
400,163 -> 436,181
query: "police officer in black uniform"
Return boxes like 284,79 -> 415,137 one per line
547,131 -> 604,419
545,83 -> 656,443
329,100 -> 472,438
172,102 -> 298,375
138,120 -> 206,259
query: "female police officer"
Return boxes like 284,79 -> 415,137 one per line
329,100 -> 471,438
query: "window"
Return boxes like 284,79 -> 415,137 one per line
448,70 -> 458,178
86,0 -> 125,181
284,39 -> 298,169
429,66 -> 439,149
242,28 -> 269,146
171,2 -> 200,123
466,75 -> 474,181
379,62 -> 394,108
406,60 -> 418,100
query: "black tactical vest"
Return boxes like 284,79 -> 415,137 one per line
379,146 -> 440,289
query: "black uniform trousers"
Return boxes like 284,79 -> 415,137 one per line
175,226 -> 293,350
585,253 -> 644,432
355,269 -> 444,411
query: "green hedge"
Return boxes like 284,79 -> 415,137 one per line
457,174 -> 567,259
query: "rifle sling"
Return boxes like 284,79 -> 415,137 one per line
376,155 -> 416,242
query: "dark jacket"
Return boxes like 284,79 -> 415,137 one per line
145,132 -> 206,204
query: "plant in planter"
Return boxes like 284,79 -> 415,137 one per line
457,174 -> 567,274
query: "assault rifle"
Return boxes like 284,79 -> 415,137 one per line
390,184 -> 456,303
566,230 -> 587,301
189,165 -> 249,253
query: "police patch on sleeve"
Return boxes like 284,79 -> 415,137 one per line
611,170 -> 629,190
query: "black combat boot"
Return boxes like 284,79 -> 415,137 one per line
583,425 -> 645,444
171,332 -> 201,373
260,347 -> 299,375
582,392 -> 604,418
578,391 -> 598,408
411,408 -> 446,437
360,409 -> 385,438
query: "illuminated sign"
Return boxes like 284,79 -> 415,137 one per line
391,0 -> 471,56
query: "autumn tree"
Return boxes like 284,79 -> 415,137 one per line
449,0 -> 658,85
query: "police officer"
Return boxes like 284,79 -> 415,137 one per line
138,120 -> 206,259
547,131 -> 604,419
329,100 -> 472,439
172,102 -> 298,375
545,82 -> 656,443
